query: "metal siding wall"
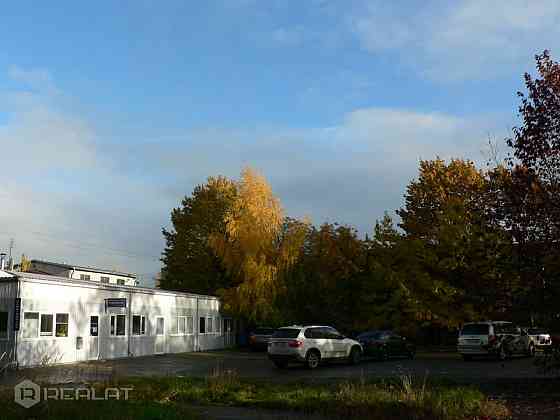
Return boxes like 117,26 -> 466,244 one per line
14,276 -> 228,367
0,281 -> 17,363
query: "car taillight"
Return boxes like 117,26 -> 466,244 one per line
488,335 -> 497,345
288,340 -> 303,348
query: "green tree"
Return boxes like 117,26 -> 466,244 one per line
160,176 -> 237,294
396,158 -> 515,323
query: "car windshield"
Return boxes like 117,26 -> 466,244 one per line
461,324 -> 489,335
254,328 -> 275,335
272,328 -> 300,339
358,331 -> 384,340
528,328 -> 548,335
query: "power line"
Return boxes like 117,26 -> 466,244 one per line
0,230 -> 162,262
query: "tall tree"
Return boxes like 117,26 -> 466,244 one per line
396,158 -> 487,241
397,158 -> 514,322
504,51 -> 560,325
160,176 -> 237,294
210,167 -> 308,323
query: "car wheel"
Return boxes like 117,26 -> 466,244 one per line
497,346 -> 507,361
462,355 -> 472,362
273,360 -> 288,369
348,347 -> 361,365
306,350 -> 321,369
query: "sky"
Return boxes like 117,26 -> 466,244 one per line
0,0 -> 559,286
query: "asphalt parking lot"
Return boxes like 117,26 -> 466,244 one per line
2,349 -> 546,386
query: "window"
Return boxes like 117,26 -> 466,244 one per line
305,327 -> 323,339
199,317 -> 206,334
80,274 -> 91,281
324,327 -> 342,339
55,313 -> 69,337
23,312 -> 39,338
100,276 -> 110,284
110,314 -> 126,336
207,317 -> 213,333
133,315 -> 146,335
0,311 -> 8,339
186,316 -> 193,334
215,317 -> 220,334
461,324 -> 489,335
176,316 -> 186,335
156,317 -> 164,335
90,316 -> 99,336
117,279 -> 125,285
40,314 -> 53,336
272,328 -> 301,339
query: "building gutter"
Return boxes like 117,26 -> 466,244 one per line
14,275 -> 20,369
195,297 -> 199,352
127,289 -> 132,356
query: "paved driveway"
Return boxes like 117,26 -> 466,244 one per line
1,350 -> 545,386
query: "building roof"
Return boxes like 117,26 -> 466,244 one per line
30,259 -> 137,278
5,270 -> 219,300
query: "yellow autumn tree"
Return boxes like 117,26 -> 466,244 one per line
210,167 -> 309,322
19,254 -> 32,272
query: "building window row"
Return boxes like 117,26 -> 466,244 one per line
23,312 -> 69,338
14,312 -> 222,339
199,316 -> 221,334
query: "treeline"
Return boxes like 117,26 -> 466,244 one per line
160,51 -> 560,335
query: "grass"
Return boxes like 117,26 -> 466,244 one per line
1,398 -> 200,420
0,369 -> 511,420
113,369 -> 509,420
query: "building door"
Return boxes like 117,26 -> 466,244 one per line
155,317 -> 165,354
89,315 -> 100,360
224,318 -> 234,347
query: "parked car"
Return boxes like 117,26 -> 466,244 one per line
524,327 -> 552,352
357,330 -> 415,360
248,327 -> 276,351
267,325 -> 363,369
457,321 -> 535,361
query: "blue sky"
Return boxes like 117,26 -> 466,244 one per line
0,0 -> 558,285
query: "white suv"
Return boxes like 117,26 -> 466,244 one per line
457,321 -> 535,361
268,325 -> 363,369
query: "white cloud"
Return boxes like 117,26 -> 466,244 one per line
8,66 -> 60,95
139,107 -> 504,232
0,68 -> 164,285
0,65 -> 509,284
349,0 -> 560,80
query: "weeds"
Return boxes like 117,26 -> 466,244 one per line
1,372 -> 511,420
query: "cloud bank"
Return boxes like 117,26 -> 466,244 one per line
0,66 -> 507,285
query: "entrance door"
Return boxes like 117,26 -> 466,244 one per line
224,318 -> 234,347
89,315 -> 100,360
155,317 -> 165,354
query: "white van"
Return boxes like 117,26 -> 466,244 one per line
457,321 -> 534,361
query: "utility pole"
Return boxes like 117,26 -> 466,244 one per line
8,238 -> 14,270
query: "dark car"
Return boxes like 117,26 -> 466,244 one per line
357,330 -> 415,360
248,327 -> 276,351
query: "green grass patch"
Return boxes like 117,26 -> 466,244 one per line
0,371 -> 510,419
111,371 -> 510,420
1,398 -> 200,420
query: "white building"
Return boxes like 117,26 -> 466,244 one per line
0,270 -> 236,368
29,260 -> 138,286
